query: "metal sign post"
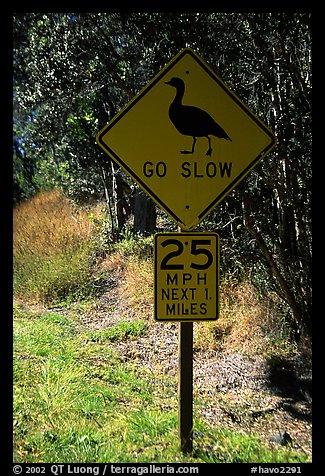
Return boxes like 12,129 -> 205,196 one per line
178,320 -> 193,453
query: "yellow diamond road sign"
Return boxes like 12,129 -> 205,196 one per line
96,48 -> 276,230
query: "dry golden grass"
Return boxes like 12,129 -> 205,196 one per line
13,189 -> 97,304
13,189 -> 94,258
195,280 -> 297,357
97,251 -> 128,275
223,282 -> 275,350
119,257 -> 154,320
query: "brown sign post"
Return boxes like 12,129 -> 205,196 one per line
178,320 -> 193,453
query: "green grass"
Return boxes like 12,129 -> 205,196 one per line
14,246 -> 97,305
13,304 -> 309,463
87,320 -> 148,343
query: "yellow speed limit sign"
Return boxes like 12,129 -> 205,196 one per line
154,232 -> 219,321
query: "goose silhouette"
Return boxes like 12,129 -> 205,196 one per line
165,77 -> 231,156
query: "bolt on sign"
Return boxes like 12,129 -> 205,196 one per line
96,48 -> 277,231
155,233 -> 219,321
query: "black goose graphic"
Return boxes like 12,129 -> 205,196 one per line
165,77 -> 232,156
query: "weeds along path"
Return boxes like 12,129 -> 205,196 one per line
62,254 -> 312,461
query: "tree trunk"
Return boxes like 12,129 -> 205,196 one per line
110,162 -> 133,233
133,188 -> 156,236
99,163 -> 115,237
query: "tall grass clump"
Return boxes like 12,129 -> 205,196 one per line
194,277 -> 298,358
13,189 -> 97,305
120,256 -> 154,320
